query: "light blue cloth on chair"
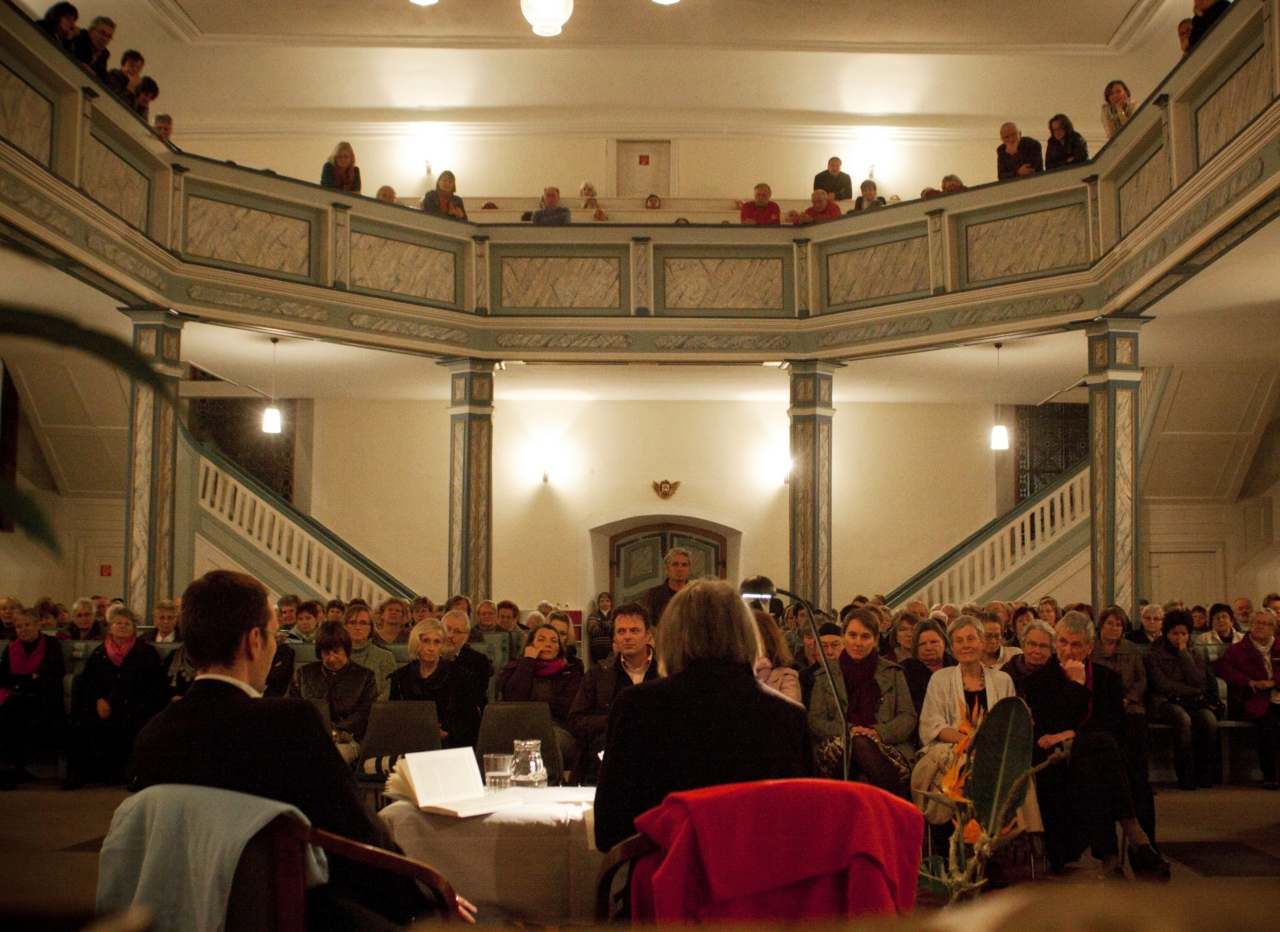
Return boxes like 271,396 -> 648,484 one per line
96,784 -> 329,932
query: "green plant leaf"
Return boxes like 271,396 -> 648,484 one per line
968,696 -> 1034,837
0,480 -> 60,557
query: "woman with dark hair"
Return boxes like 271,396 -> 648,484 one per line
0,610 -> 67,789
37,3 -> 79,50
499,622 -> 583,771
1196,602 -> 1244,646
64,608 -> 164,789
809,608 -> 916,798
421,171 -> 467,220
1006,604 -> 1035,645
1045,113 -> 1088,169
1102,80 -> 1137,139
887,611 -> 916,664
900,618 -> 954,715
586,591 -> 615,664
287,621 -> 377,766
343,603 -> 395,701
390,618 -> 479,748
753,610 -> 800,703
320,142 -> 361,193
105,49 -> 143,107
1145,609 -> 1219,790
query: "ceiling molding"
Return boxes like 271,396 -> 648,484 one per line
138,0 -> 202,43
1108,0 -> 1174,54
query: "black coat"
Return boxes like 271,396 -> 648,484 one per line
1045,131 -> 1089,170
287,661 -> 377,740
388,659 -> 480,748
71,30 -> 109,81
593,659 -> 813,852
132,679 -> 429,924
566,652 -> 658,747
264,642 -> 295,699
1021,657 -> 1126,763
997,137 -> 1044,180
901,655 -> 957,715
0,633 -> 67,725
320,162 -> 361,193
1188,0 -> 1231,49
72,640 -> 165,727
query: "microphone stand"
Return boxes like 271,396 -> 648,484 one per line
774,587 -> 852,783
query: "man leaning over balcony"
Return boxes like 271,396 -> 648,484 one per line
997,123 -> 1043,180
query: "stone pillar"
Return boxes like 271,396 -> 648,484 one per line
123,307 -> 183,622
1086,318 -> 1145,622
788,361 -> 838,612
447,359 -> 494,601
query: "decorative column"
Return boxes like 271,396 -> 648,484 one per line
792,238 -> 810,317
1086,318 -> 1145,623
631,237 -> 653,317
331,203 -> 351,290
788,361 -> 838,612
123,307 -> 183,622
447,359 -> 494,601
472,235 -> 490,314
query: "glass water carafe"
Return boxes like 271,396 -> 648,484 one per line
511,739 -> 548,787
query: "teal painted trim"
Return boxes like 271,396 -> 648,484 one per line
1193,33 -> 1269,169
886,457 -> 1090,606
652,245 -> 794,319
348,216 -> 468,311
1115,142 -> 1168,243
180,424 -> 415,597
976,518 -> 1093,604
172,431 -> 197,596
85,125 -> 154,236
958,191 -> 1092,289
488,243 -> 631,317
818,223 -> 932,314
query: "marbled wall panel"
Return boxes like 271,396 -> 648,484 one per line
501,256 -> 620,309
1119,148 -> 1171,237
0,62 -> 51,166
185,196 -> 311,276
81,135 -> 149,230
1114,387 -> 1136,613
1197,48 -> 1272,165
663,257 -> 783,309
827,236 -> 929,306
966,204 -> 1088,283
350,232 -> 455,303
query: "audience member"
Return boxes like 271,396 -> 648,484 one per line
900,618 -> 954,715
1022,612 -> 1169,879
0,597 -> 19,633
645,194 -> 661,209
324,599 -> 346,622
153,113 -> 173,144
409,597 -> 433,626
373,597 -> 410,646
275,595 -> 299,631
473,600 -> 500,637
592,208 -> 610,222
320,142 -> 361,194
673,217 -> 690,225
546,611 -> 582,668
585,592 -> 614,663
440,609 -> 493,717
375,185 -> 397,203
287,622 -> 376,766
496,599 -> 522,632
1191,604 -> 1211,633
105,49 -> 143,106
34,601 -> 62,638
342,604 -> 395,701
813,156 -> 853,201
1179,17 -> 1195,53
579,181 -> 597,206
0,610 -> 67,789
997,123 -> 1043,180
532,187 -> 570,225
497,622 -> 582,771
1197,602 -> 1244,645
809,608 -> 915,798
1188,0 -> 1232,50
37,3 -> 79,51
1215,608 -> 1279,789
1035,596 -> 1061,627
1127,602 -> 1165,644
568,602 -> 656,783
789,189 -> 842,225
593,579 -> 812,851
739,183 -> 781,225
132,76 -> 158,120
389,618 -> 480,749
853,179 -> 886,211
1003,619 -> 1053,695
799,622 -> 836,708
147,600 -> 179,643
422,170 -> 467,219
641,546 -> 692,626
921,174 -> 968,198
753,610 -> 800,704
1146,609 -> 1219,790
286,600 -> 322,643
72,14 -> 113,81
1102,80 -> 1137,139
1045,113 -> 1089,169
980,614 -> 1022,669
64,608 -> 164,789
66,598 -> 102,641
887,611 -> 916,664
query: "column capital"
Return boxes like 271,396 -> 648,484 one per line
1085,316 -> 1149,380
787,361 -> 840,416
121,306 -> 183,380
442,358 -> 495,411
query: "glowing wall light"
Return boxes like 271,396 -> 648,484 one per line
521,0 -> 574,36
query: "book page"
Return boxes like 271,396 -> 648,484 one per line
403,748 -> 485,807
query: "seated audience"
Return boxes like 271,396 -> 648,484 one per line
1102,80 -> 1137,139
753,610 -> 801,704
582,196 -> 599,210
325,599 -> 346,622
280,596 -> 303,631
997,123 -> 1043,179
33,602 -> 63,639
0,610 -> 67,789
72,14 -> 113,81
1215,607 -> 1279,789
286,600 -> 322,643
921,174 -> 968,198
153,113 -> 173,144
375,185 -> 397,203
814,156 -> 853,201
567,603 -> 656,783
496,599 -> 522,632
593,579 -> 813,851
1005,603 -> 1033,645
532,187 -> 571,225
1196,602 -> 1244,645
132,571 -> 461,925
37,3 -> 80,52
1179,17 -> 1195,53
1234,596 -> 1255,625
320,142 -> 361,194
389,618 -> 480,749
1188,0 -> 1232,50
498,622 -> 583,771
579,181 -> 597,206
739,183 -> 781,225
585,592 -> 614,663
798,622 -> 833,708
440,609 -> 493,716
342,604 -> 396,701
1037,596 -> 1062,627
853,179 -> 886,211
886,611 -> 916,665
422,170 -> 467,220
0,597 -> 19,634
645,194 -> 661,209
1022,612 -> 1169,879
409,596 -> 434,626
592,208 -> 610,221
546,611 -> 582,668
900,618 -> 954,714
1191,604 -> 1211,633
472,600 -> 500,639
809,608 -> 915,798
1146,609 -> 1219,790
66,597 -> 102,641
1045,113 -> 1089,169
373,597 -> 410,646
980,613 -> 1022,669
288,622 -> 376,766
789,189 -> 842,225
146,600 -> 179,643
105,49 -> 143,107
673,217 -> 690,225
1003,619 -> 1053,695
1127,602 -> 1165,644
65,608 -> 164,789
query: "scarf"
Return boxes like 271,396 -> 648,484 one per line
534,658 -> 567,677
1254,636 -> 1275,679
105,634 -> 136,667
0,636 -> 47,706
838,649 -> 881,729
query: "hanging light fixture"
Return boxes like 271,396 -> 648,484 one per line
262,337 -> 282,434
521,0 -> 573,36
652,0 -> 681,5
408,0 -> 439,6
990,342 -> 1009,451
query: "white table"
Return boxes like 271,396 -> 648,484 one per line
380,786 -> 603,923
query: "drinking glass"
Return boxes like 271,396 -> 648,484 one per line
483,753 -> 514,791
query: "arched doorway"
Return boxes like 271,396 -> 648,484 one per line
609,523 -> 727,604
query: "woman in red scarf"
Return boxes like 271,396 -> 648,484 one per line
809,608 -> 917,799
64,608 -> 164,790
320,141 -> 361,193
498,623 -> 584,776
0,611 -> 67,789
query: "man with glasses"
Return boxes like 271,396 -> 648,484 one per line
1126,603 -> 1164,645
1217,608 -> 1280,789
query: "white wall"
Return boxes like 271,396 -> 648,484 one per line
0,489 -> 125,604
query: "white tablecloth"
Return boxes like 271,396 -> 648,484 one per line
380,787 -> 603,923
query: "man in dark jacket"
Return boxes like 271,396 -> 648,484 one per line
997,123 -> 1043,180
641,547 -> 691,627
71,15 -> 113,81
1188,0 -> 1232,49
567,603 -> 657,782
1216,608 -> 1279,789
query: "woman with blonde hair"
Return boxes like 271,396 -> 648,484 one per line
752,610 -> 800,703
320,141 -> 360,193
389,618 -> 479,747
593,579 -> 811,851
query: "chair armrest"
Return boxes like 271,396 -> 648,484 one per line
309,828 -> 459,920
595,833 -> 659,921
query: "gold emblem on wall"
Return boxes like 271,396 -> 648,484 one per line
651,479 -> 680,500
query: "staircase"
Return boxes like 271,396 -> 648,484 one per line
176,425 -> 414,603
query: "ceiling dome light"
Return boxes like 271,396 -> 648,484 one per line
652,0 -> 681,5
409,0 -> 439,6
521,0 -> 573,36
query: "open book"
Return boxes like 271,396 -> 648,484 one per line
400,748 -> 524,818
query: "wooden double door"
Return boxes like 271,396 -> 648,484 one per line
609,523 -> 726,604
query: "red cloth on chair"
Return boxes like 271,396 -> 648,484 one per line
630,779 -> 923,922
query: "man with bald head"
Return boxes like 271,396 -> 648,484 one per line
997,123 -> 1043,180
790,189 -> 842,225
